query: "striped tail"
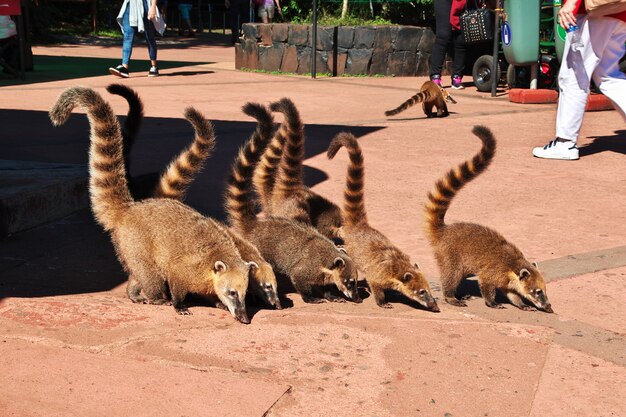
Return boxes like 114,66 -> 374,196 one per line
153,107 -> 216,200
225,103 -> 274,230
327,132 -> 367,227
269,98 -> 305,201
49,86 -> 132,231
252,115 -> 285,210
424,125 -> 496,243
384,92 -> 427,116
105,83 -> 144,166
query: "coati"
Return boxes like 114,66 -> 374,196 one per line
327,133 -> 439,311
226,102 -> 361,304
105,84 -> 281,310
49,86 -> 253,323
252,98 -> 344,241
384,80 -> 457,118
424,125 -> 553,312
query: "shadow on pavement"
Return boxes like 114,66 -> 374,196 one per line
0,108 -> 384,300
0,55 -> 212,86
580,129 -> 626,157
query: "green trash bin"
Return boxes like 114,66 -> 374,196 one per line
502,0 -> 541,65
553,0 -> 566,63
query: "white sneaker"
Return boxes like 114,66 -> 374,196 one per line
532,139 -> 579,160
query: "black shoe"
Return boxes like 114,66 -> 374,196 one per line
148,66 -> 159,77
109,65 -> 129,78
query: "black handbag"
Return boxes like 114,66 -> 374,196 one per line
460,0 -> 494,45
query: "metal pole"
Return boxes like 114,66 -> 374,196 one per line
490,0 -> 501,97
312,0 -> 317,79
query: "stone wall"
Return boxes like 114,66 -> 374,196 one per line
235,23 -> 436,76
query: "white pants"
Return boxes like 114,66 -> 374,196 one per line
556,15 -> 626,143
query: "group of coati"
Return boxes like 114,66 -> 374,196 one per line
48,83 -> 552,324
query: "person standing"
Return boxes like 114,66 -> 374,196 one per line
226,0 -> 250,44
257,0 -> 281,24
109,0 -> 160,78
429,0 -> 467,89
532,0 -> 626,160
178,0 -> 195,37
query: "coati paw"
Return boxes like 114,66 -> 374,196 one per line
518,305 -> 536,312
445,297 -> 467,307
215,301 -> 228,311
176,308 -> 193,315
461,294 -> 476,300
129,296 -> 148,304
378,303 -> 393,309
486,303 -> 506,309
325,295 -> 346,303
302,297 -> 326,304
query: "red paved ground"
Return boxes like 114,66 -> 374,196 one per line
0,35 -> 624,416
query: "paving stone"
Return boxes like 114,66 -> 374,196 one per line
0,160 -> 88,236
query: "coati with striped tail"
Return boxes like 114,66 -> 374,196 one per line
226,102 -> 361,304
327,133 -> 439,311
106,84 -> 281,310
49,86 -> 253,322
424,126 -> 553,312
252,98 -> 344,241
385,80 -> 456,118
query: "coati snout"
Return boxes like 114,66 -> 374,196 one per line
215,260 -> 252,324
395,265 -> 440,312
515,265 -> 553,313
251,261 -> 282,309
325,253 -> 361,303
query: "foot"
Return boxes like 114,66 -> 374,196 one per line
430,74 -> 442,86
148,66 -> 159,77
532,139 -> 579,160
485,301 -> 506,309
451,75 -> 464,90
445,297 -> 467,307
176,307 -> 192,315
377,302 -> 393,309
109,65 -> 129,78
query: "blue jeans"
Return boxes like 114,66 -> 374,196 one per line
122,0 -> 158,65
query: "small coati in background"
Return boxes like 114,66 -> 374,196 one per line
424,125 -> 553,312
106,84 -> 281,310
385,80 -> 456,118
253,98 -> 344,241
226,103 -> 361,304
49,86 -> 253,323
327,133 -> 439,311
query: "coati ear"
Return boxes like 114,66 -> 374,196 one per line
401,272 -> 413,283
333,257 -> 345,270
337,247 -> 348,255
519,268 -> 531,280
247,261 -> 259,271
531,262 -> 539,268
413,263 -> 420,270
214,261 -> 227,273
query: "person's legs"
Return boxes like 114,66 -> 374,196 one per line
142,0 -> 159,75
451,29 -> 466,89
109,5 -> 134,77
122,5 -> 135,66
590,16 -> 626,121
178,4 -> 194,36
533,15 -> 597,159
429,0 -> 453,83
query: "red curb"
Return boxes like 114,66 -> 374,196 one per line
508,88 -> 558,104
585,93 -> 614,112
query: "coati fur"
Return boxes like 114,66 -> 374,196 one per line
49,86 -> 253,322
424,126 -> 553,312
226,102 -> 361,304
384,80 -> 456,118
105,83 -> 161,200
327,132 -> 439,311
252,98 -> 344,241
106,84 -> 281,310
